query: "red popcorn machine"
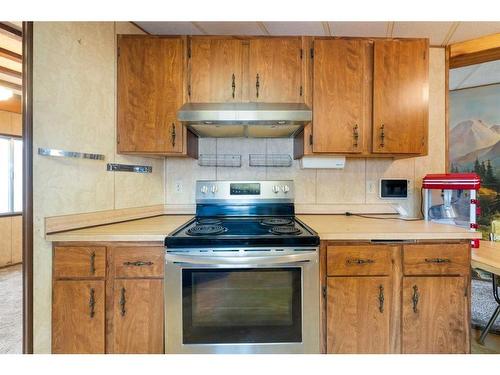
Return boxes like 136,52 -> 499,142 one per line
423,173 -> 481,248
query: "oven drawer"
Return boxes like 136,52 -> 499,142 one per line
327,245 -> 394,276
113,247 -> 164,278
53,246 -> 106,279
403,243 -> 469,276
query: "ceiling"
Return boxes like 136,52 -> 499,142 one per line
135,21 -> 500,46
450,59 -> 500,90
0,21 -> 22,96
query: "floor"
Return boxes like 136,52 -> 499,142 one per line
0,264 -> 22,354
472,329 -> 500,354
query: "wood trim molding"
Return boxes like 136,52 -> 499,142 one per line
0,78 -> 22,91
0,65 -> 22,79
0,22 -> 22,39
0,46 -> 22,63
22,21 -> 33,354
449,33 -> 500,68
45,205 -> 166,234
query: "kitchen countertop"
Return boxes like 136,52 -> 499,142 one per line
297,214 -> 482,241
46,215 -> 193,242
46,214 -> 481,242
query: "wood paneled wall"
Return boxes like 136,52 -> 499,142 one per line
0,109 -> 22,136
0,215 -> 22,267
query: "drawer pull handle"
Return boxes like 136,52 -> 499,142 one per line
412,285 -> 419,313
255,74 -> 260,98
120,287 -> 126,317
353,124 -> 359,148
346,258 -> 374,265
424,258 -> 450,264
231,73 -> 236,99
380,124 -> 385,148
123,261 -> 154,267
90,251 -> 96,275
378,285 -> 384,313
89,288 -> 95,319
171,123 -> 176,147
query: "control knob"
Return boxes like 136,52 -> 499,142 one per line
272,185 -> 280,194
211,185 -> 218,194
200,185 -> 208,194
282,185 -> 290,194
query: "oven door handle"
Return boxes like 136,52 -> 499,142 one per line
166,252 -> 314,266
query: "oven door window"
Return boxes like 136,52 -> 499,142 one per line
182,268 -> 302,344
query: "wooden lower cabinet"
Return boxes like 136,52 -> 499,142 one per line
52,243 -> 165,354
111,279 -> 164,354
324,241 -> 470,354
402,276 -> 469,354
327,276 -> 391,353
52,280 -> 105,354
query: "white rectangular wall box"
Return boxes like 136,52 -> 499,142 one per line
300,156 -> 346,169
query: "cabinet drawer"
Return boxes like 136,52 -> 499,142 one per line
113,247 -> 164,278
403,243 -> 469,276
53,246 -> 106,279
327,245 -> 394,276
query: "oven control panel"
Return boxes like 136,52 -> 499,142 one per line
196,180 -> 294,201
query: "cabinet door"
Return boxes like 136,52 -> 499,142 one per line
248,38 -> 303,102
52,280 -> 105,354
402,276 -> 468,353
372,39 -> 429,154
112,279 -> 164,354
327,276 -> 391,353
189,38 -> 244,102
117,36 -> 184,154
313,39 -> 370,153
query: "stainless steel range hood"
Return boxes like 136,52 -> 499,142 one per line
177,103 -> 312,138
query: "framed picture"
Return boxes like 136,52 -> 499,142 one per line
449,83 -> 500,237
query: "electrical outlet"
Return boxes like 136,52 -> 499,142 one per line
367,180 -> 376,194
175,181 -> 182,193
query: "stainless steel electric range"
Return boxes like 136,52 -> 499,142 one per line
164,180 -> 320,354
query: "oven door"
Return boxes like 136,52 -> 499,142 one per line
165,251 -> 320,354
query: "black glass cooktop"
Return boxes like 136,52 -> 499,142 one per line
165,216 -> 319,248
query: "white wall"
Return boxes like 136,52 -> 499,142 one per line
165,48 -> 446,215
32,22 -> 165,353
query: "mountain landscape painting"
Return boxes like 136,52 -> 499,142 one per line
450,83 -> 500,236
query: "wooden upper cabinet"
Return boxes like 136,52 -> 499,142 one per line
189,38 -> 244,102
327,276 -> 391,353
117,36 -> 184,154
402,276 -> 468,354
372,39 -> 429,154
248,38 -> 303,102
313,39 -> 370,153
52,280 -> 105,354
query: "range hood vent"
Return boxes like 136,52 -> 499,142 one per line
177,102 -> 312,138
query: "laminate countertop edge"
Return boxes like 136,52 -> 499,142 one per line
45,214 -> 482,242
